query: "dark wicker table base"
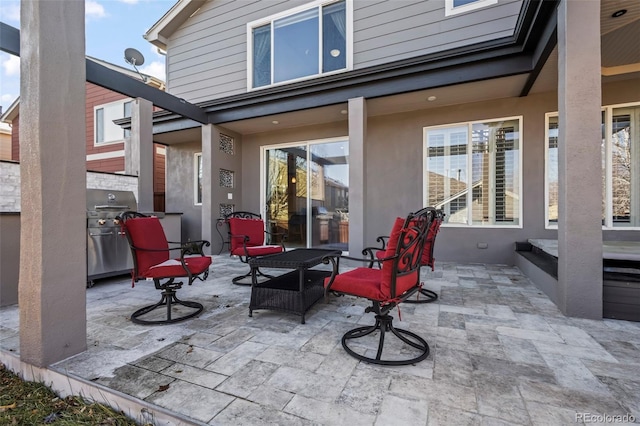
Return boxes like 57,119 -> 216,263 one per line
249,269 -> 330,324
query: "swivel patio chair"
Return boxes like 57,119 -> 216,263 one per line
363,207 -> 444,303
322,208 -> 434,366
118,212 -> 212,325
224,211 -> 286,285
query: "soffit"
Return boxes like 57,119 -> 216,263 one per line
530,0 -> 640,95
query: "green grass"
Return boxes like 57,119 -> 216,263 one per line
0,363 -> 146,425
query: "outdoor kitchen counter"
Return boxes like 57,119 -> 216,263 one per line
0,212 -> 20,306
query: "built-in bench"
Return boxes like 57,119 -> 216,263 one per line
515,239 -> 640,322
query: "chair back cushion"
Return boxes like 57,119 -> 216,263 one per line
228,217 -> 265,251
123,217 -> 169,277
421,214 -> 442,268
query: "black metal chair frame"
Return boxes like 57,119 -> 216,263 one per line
362,207 -> 444,304
118,211 -> 211,325
222,211 -> 287,285
323,208 -> 434,366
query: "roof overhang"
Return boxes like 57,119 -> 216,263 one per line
144,0 -> 207,51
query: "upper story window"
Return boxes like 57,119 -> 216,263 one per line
424,117 -> 522,227
248,0 -> 351,90
546,102 -> 640,229
445,0 -> 498,16
94,99 -> 132,145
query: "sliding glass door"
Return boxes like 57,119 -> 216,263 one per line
264,138 -> 349,251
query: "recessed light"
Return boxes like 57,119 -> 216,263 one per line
427,96 -> 437,102
330,49 -> 341,57
272,120 -> 279,125
612,9 -> 627,18
340,109 -> 348,115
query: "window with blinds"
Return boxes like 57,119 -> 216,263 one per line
545,103 -> 640,229
424,117 -> 521,227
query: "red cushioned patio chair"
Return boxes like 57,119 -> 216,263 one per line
118,211 -> 212,325
322,208 -> 434,366
224,211 -> 286,285
362,207 -> 444,303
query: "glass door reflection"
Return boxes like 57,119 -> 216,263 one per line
264,140 -> 348,251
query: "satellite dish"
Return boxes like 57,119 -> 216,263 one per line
124,48 -> 145,66
124,48 -> 147,82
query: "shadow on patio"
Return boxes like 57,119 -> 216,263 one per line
1,256 -> 639,425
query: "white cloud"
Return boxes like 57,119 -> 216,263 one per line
149,44 -> 166,59
2,55 -> 20,77
1,2 -> 20,22
1,93 -> 17,106
119,0 -> 139,4
140,61 -> 166,81
85,0 -> 107,19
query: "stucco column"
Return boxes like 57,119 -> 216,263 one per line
201,124 -> 216,254
19,0 -> 87,366
126,98 -> 154,212
557,0 -> 602,319
348,97 -> 367,256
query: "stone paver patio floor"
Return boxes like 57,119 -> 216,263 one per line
1,255 -> 639,425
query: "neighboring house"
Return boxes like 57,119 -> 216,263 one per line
116,0 -> 636,317
0,56 -> 168,211
0,122 -> 10,161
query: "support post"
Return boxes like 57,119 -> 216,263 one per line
348,97 -> 367,256
557,0 -> 603,319
19,0 -> 87,366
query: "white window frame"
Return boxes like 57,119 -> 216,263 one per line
545,101 -> 640,230
194,153 -> 202,206
445,0 -> 498,16
246,0 -> 353,91
423,116 -> 523,228
94,98 -> 132,146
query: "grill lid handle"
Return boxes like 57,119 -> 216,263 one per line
94,205 -> 131,209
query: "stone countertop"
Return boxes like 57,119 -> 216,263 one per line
529,239 -> 640,261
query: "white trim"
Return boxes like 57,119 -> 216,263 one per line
445,0 -> 498,17
86,150 -> 125,162
93,98 -> 132,146
194,152 -> 202,206
247,0 -> 352,91
544,112 -> 555,229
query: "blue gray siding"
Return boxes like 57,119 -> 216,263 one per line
165,0 -> 523,103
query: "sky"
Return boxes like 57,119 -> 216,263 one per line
0,0 -> 177,114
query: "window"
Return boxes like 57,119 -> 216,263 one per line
94,99 -> 132,144
424,117 -> 522,227
194,153 -> 202,205
248,0 -> 350,89
546,103 -> 640,228
445,0 -> 497,16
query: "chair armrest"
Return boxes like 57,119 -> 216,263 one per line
362,235 -> 390,268
166,240 -> 210,256
321,252 -> 398,301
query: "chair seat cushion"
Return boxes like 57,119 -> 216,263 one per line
141,256 -> 212,279
324,267 -> 387,301
231,245 -> 283,257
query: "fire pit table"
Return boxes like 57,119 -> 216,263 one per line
248,248 -> 341,324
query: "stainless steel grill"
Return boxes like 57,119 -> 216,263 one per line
87,189 -> 138,285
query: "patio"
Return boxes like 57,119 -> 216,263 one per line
1,255 -> 639,425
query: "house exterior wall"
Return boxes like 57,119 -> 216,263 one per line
164,0 -> 523,103
0,128 -> 11,160
211,77 -> 640,264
